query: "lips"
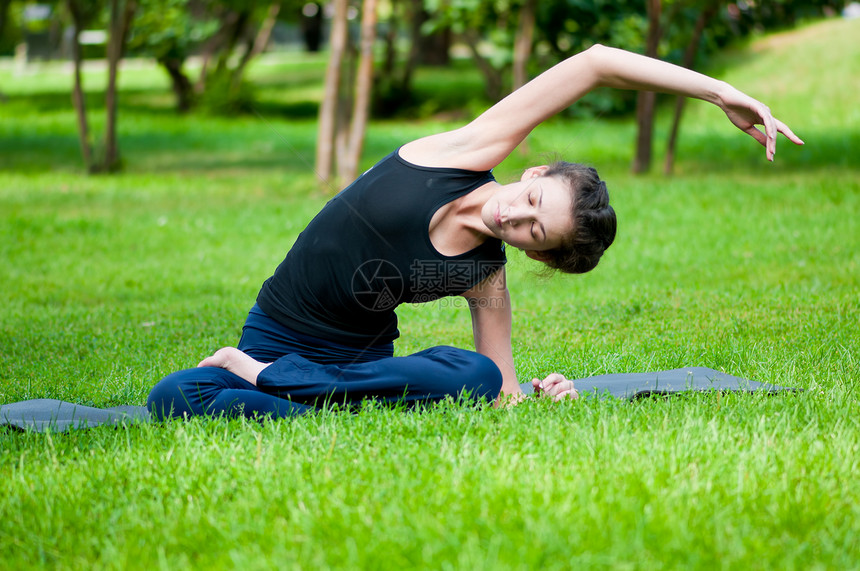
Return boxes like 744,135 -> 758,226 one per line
494,206 -> 502,227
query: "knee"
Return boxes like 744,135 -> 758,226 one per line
463,353 -> 503,401
147,368 -> 224,420
422,346 -> 503,402
146,371 -> 192,420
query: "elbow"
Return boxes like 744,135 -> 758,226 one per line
584,43 -> 609,60
581,43 -> 617,88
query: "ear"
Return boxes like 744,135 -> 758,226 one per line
524,249 -> 552,263
520,165 -> 550,182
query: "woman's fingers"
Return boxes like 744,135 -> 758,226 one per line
721,88 -> 803,161
534,373 -> 578,400
537,373 -> 565,392
743,124 -> 768,148
757,113 -> 804,161
777,119 -> 805,145
762,107 -> 778,161
553,387 -> 580,401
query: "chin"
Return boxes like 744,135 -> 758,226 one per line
481,214 -> 499,236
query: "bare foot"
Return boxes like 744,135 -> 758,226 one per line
198,347 -> 270,386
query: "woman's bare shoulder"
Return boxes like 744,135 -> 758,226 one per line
398,126 -> 507,172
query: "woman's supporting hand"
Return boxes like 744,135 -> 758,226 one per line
532,373 -> 579,400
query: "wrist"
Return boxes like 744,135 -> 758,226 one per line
709,80 -> 734,108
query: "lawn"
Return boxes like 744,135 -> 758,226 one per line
1,17 -> 858,570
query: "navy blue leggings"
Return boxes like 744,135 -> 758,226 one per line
147,305 -> 502,420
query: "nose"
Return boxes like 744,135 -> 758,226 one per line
504,205 -> 531,226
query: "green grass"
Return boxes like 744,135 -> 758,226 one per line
1,17 -> 859,570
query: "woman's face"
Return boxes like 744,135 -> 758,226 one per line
482,167 -> 574,256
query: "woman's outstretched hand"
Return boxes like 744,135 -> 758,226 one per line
532,373 -> 579,400
717,85 -> 804,161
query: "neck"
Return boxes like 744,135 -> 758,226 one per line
453,180 -> 499,237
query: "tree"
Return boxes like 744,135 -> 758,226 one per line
316,0 -> 379,190
664,1 -> 719,174
374,0 -> 451,116
632,0 -> 662,174
66,0 -> 136,173
66,0 -> 99,170
511,0 -> 537,153
512,0 -> 536,92
104,0 -> 137,171
194,1 -> 279,103
0,0 -> 11,50
0,0 -> 12,100
340,0 -> 378,183
129,1 -> 285,113
315,0 -> 348,188
194,2 -> 252,93
127,0 -> 218,112
424,0 -> 522,101
229,2 -> 281,94
195,1 -> 290,112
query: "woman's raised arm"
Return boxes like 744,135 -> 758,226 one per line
399,44 -> 803,171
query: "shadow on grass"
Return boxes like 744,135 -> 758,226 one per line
670,129 -> 860,174
0,132 -> 321,174
0,85 -> 323,120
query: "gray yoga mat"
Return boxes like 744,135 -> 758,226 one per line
1,367 -> 796,433
0,399 -> 150,433
518,366 -> 793,399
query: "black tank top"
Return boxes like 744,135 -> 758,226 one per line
256,149 -> 507,346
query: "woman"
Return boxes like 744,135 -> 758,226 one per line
147,45 -> 802,420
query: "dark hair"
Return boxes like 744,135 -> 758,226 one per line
539,162 -> 616,274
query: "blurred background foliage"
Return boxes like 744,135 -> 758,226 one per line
1,0 -> 850,115
0,0 -> 852,174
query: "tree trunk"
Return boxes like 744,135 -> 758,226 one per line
334,39 -> 356,179
401,0 -> 423,91
301,2 -> 323,52
381,0 -> 399,81
104,0 -> 137,172
160,57 -> 194,112
512,0 -> 536,154
0,0 -> 11,100
339,0 -> 378,184
213,9 -> 251,78
462,29 -> 504,101
316,0 -> 349,189
664,3 -> 718,175
195,9 -> 240,93
66,0 -> 93,171
0,0 -> 11,50
632,0 -> 662,174
419,26 -> 450,66
414,3 -> 450,66
512,0 -> 536,92
231,2 -> 281,92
